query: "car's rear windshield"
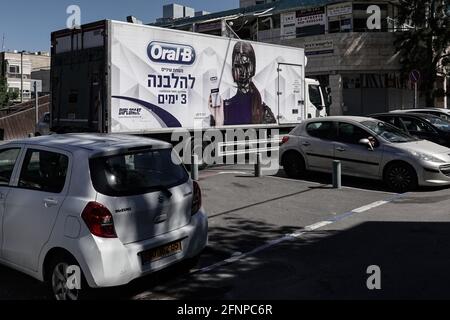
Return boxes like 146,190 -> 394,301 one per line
89,148 -> 189,197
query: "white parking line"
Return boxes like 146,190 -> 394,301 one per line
192,193 -> 403,275
267,175 -> 396,195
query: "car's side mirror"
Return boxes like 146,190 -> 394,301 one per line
359,138 -> 374,151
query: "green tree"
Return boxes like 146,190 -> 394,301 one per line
395,0 -> 450,106
0,76 -> 18,107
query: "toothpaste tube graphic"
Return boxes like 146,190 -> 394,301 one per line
209,70 -> 220,108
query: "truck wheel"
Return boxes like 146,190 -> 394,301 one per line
384,163 -> 418,193
283,152 -> 306,179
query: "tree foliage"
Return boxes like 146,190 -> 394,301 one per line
0,76 -> 18,108
395,0 -> 450,106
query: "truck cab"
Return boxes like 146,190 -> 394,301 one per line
305,78 -> 327,119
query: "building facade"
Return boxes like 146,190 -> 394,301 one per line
155,0 -> 448,115
240,0 -> 280,8
0,51 -> 50,102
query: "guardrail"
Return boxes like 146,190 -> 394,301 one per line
217,137 -> 282,157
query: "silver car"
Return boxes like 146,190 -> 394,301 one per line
0,134 -> 208,300
280,116 -> 450,192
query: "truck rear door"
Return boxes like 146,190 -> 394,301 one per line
51,22 -> 108,133
277,63 -> 305,125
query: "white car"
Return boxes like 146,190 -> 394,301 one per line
0,134 -> 208,300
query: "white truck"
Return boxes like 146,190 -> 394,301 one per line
50,20 -> 327,139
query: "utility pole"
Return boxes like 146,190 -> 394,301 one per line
34,81 -> 39,134
1,34 -> 5,51
20,51 -> 23,103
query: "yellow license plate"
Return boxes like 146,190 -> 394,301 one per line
140,241 -> 183,265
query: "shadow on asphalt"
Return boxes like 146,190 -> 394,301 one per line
2,218 -> 450,300
276,170 -> 450,194
149,221 -> 450,300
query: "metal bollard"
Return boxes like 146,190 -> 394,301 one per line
255,153 -> 262,177
191,154 -> 199,181
333,160 -> 342,189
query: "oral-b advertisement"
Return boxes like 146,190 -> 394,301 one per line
110,21 -> 305,133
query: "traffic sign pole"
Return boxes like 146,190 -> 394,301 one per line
410,70 -> 421,109
34,82 -> 39,135
414,83 -> 418,109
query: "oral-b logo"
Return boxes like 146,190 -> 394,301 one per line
147,41 -> 196,65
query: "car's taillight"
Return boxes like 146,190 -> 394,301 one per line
192,181 -> 202,215
81,202 -> 117,238
281,136 -> 290,145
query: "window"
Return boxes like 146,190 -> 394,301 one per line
8,87 -> 20,94
306,121 -> 336,140
8,65 -> 20,74
361,120 -> 417,143
309,85 -> 323,109
0,148 -> 21,186
400,117 -> 435,134
90,148 -> 189,197
18,150 -> 69,193
337,122 -> 372,145
419,111 -> 449,121
375,116 -> 396,126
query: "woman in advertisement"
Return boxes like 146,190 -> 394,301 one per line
209,41 -> 276,127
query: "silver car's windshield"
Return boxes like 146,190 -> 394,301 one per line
361,120 -> 417,143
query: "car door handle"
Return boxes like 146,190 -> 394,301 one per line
302,142 -> 311,146
43,198 -> 59,208
336,147 -> 346,152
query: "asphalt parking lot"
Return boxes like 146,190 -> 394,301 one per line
1,165 -> 450,300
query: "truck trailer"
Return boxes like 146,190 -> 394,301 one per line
50,20 -> 327,141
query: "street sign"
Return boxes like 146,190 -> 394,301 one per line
409,70 -> 421,84
31,80 -> 42,93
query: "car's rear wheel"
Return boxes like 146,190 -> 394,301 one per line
47,254 -> 89,301
283,152 -> 306,179
384,163 -> 418,193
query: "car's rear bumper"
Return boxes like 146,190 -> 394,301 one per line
78,210 -> 208,288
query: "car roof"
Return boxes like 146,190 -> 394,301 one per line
392,108 -> 450,113
373,112 -> 440,119
304,116 -> 375,123
6,134 -> 172,155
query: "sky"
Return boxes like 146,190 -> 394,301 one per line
0,0 -> 239,52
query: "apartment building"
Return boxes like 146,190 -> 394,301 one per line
0,51 -> 50,102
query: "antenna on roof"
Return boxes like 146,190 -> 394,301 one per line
1,33 -> 5,51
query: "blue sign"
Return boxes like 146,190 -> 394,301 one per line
409,69 -> 421,83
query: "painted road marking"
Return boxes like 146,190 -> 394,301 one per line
267,175 -> 396,195
200,171 -> 252,179
192,193 -> 404,275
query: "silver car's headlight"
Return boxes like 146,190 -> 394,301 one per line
409,150 -> 445,163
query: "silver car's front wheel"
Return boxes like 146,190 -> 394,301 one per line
51,262 -> 80,301
384,163 -> 418,193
